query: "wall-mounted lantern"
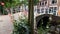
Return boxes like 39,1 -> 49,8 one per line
49,15 -> 52,21
1,2 -> 4,6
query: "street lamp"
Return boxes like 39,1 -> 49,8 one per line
49,16 -> 52,21
49,15 -> 52,27
1,2 -> 4,6
19,0 -> 24,11
1,2 -> 4,15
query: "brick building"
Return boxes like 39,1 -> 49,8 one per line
36,0 -> 60,16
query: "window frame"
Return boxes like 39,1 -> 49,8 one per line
40,1 -> 47,6
49,6 -> 58,16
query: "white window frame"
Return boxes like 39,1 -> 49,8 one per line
49,6 -> 58,16
45,7 -> 49,14
40,7 -> 44,13
40,7 -> 47,15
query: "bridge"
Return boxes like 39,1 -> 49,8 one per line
35,14 -> 60,34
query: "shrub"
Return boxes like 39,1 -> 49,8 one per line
12,15 -> 30,34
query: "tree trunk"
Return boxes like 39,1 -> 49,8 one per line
28,0 -> 34,34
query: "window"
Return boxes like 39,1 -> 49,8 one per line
41,8 -> 44,13
49,7 -> 53,13
42,2 -> 44,6
37,9 -> 40,14
45,1 -> 47,5
40,2 -> 41,5
40,1 -> 47,6
45,8 -> 48,14
51,0 -> 57,4
49,7 -> 57,16
53,7 -> 57,13
40,2 -> 44,6
53,7 -> 57,15
54,7 -> 57,10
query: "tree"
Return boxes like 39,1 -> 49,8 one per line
0,0 -> 20,8
34,0 -> 39,5
28,0 -> 34,34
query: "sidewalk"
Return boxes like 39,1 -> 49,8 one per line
0,11 -> 28,34
0,15 -> 13,34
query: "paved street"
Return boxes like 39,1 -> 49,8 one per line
0,15 -> 13,34
0,12 -> 28,34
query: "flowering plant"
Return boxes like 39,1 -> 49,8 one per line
12,14 -> 30,34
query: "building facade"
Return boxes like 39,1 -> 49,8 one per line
36,0 -> 60,16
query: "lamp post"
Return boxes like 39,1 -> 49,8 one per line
0,3 -> 1,15
1,2 -> 4,6
1,2 -> 4,15
19,0 -> 24,11
49,15 -> 52,22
